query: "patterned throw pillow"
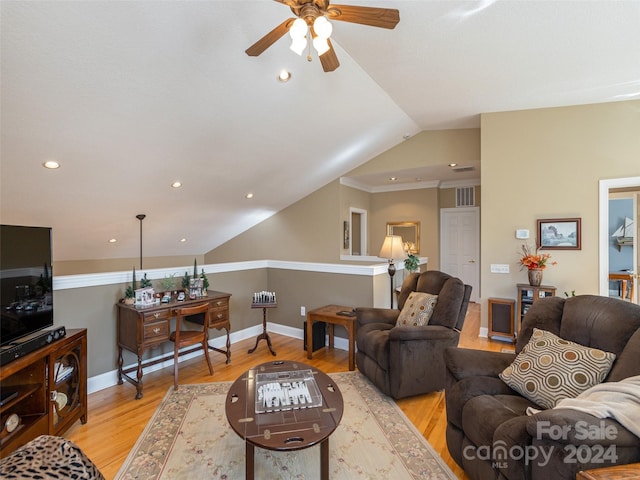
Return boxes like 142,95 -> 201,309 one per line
499,328 -> 616,409
396,292 -> 438,327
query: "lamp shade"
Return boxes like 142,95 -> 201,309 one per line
379,235 -> 406,260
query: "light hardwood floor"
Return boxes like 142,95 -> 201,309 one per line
66,302 -> 510,479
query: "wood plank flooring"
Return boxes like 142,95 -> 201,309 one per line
66,302 -> 510,479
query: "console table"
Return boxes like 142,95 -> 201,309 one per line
116,291 -> 231,399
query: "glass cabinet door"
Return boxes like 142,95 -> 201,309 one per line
49,343 -> 81,433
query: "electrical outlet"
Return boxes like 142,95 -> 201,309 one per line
300,306 -> 306,316
490,264 -> 510,274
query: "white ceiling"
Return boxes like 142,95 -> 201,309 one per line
1,1 -> 639,262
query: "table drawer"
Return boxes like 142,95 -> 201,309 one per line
143,321 -> 169,342
210,298 -> 229,309
142,310 -> 169,323
209,306 -> 229,326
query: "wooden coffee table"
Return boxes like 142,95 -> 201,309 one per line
225,360 -> 343,480
306,305 -> 357,371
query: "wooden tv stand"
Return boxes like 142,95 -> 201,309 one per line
0,328 -> 87,458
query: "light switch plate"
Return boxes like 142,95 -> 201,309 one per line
515,229 -> 530,239
490,264 -> 510,273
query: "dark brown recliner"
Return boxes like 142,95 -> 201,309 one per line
355,270 -> 472,399
444,295 -> 640,480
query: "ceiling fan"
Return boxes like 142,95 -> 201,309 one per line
246,0 -> 400,72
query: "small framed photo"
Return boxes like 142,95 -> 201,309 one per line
537,218 -> 581,250
135,287 -> 156,306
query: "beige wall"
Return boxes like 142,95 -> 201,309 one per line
346,128 -> 480,175
369,188 -> 440,269
340,185 -> 371,256
480,100 -> 640,327
205,181 -> 341,264
55,255 -> 205,276
207,129 -> 480,264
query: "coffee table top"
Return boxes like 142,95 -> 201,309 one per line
225,360 -> 343,452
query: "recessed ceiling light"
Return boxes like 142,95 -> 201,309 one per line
109,238 -> 117,243
277,70 -> 291,82
171,181 -> 182,188
448,163 -> 458,167
245,193 -> 254,199
43,160 -> 60,169
389,177 -> 397,181
180,238 -> 187,243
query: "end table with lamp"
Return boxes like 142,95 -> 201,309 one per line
379,235 -> 406,309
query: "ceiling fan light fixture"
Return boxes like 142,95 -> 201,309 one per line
313,16 -> 332,38
289,18 -> 307,38
290,36 -> 307,56
312,35 -> 330,55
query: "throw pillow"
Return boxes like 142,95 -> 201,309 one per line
396,292 -> 438,327
499,328 -> 616,409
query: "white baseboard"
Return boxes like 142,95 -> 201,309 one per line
479,326 -> 488,338
87,323 -> 348,394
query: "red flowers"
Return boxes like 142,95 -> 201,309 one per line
519,244 -> 557,270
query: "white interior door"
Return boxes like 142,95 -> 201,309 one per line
440,207 -> 480,302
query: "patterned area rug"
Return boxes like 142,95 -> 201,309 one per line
116,371 -> 457,479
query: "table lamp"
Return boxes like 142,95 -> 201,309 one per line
379,235 -> 406,308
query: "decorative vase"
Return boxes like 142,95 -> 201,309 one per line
528,268 -> 543,287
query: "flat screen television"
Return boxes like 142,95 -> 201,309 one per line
0,225 -> 53,346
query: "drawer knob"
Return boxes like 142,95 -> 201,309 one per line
217,313 -> 223,319
153,327 -> 160,334
216,301 -> 222,306
154,313 -> 160,319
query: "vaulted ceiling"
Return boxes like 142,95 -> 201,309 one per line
2,1 -> 639,261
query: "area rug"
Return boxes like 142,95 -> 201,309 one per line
115,371 -> 457,479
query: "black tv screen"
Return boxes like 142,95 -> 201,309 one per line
0,225 -> 53,346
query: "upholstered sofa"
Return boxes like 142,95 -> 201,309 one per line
445,295 -> 640,480
355,270 -> 471,399
0,435 -> 104,479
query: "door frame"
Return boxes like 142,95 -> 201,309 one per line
599,176 -> 640,301
440,206 -> 480,302
349,207 -> 368,256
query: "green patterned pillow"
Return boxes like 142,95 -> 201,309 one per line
499,328 -> 616,409
396,292 -> 438,327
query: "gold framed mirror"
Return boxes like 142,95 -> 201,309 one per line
386,221 -> 420,254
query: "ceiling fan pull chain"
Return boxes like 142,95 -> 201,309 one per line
306,30 -> 312,62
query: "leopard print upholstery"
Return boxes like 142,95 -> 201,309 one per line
0,435 -> 104,479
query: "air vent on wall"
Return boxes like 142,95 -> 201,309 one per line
452,165 -> 475,173
456,187 -> 475,207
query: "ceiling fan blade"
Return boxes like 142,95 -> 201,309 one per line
319,39 -> 340,72
327,5 -> 400,29
245,18 -> 295,57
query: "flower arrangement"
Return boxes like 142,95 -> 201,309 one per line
518,244 -> 556,270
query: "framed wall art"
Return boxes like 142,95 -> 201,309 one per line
537,218 -> 581,250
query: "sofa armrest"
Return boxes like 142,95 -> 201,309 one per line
444,346 -> 516,382
527,409 -> 640,447
0,435 -> 105,479
355,307 -> 398,327
389,324 -> 458,342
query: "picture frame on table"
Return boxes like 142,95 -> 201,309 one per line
537,218 -> 581,250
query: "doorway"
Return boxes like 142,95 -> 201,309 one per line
349,208 -> 367,256
440,207 -> 480,302
599,176 -> 640,303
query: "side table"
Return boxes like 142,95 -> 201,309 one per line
306,305 -> 356,371
248,302 -> 277,356
578,462 -> 640,479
